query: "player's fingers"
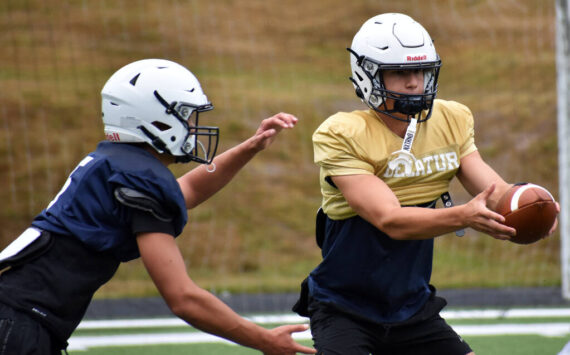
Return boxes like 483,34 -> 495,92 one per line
268,325 -> 316,354
260,128 -> 277,138
547,217 -> 558,236
295,345 -> 318,354
490,233 -> 512,241
250,128 -> 277,150
257,114 -> 296,136
478,183 -> 496,201
481,218 -> 514,240
268,112 -> 298,128
490,224 -> 515,240
480,207 -> 504,222
275,112 -> 298,125
492,216 -> 516,236
472,214 -> 514,239
281,324 -> 310,334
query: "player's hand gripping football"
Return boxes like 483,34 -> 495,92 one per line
248,112 -> 298,152
463,184 -> 517,240
261,324 -> 316,355
547,202 -> 560,237
534,200 -> 559,241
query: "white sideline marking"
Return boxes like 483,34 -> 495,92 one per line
441,308 -> 570,319
68,324 -> 570,351
68,331 -> 240,351
76,308 -> 570,330
453,323 -> 570,337
78,318 -> 187,329
77,314 -> 306,330
69,309 -> 570,351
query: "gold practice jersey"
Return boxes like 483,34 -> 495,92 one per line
313,99 -> 478,220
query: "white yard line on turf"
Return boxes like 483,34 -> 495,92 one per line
68,331 -> 238,351
68,323 -> 570,351
453,323 -> 570,337
76,308 -> 570,330
68,309 -> 570,351
442,308 -> 570,319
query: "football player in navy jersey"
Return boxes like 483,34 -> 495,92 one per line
0,59 -> 316,355
293,13 -> 558,355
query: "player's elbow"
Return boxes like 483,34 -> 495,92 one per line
374,214 -> 416,240
379,222 -> 410,240
350,201 -> 412,240
164,288 -> 202,321
165,294 -> 189,319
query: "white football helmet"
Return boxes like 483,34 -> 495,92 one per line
349,13 -> 441,122
101,59 -> 219,164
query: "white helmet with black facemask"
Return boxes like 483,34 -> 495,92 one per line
101,59 -> 219,164
348,13 -> 441,122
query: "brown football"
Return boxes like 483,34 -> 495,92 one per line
495,183 -> 557,244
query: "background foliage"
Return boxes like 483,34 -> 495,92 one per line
0,0 -> 560,297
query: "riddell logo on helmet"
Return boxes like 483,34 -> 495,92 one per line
406,54 -> 427,62
106,132 -> 121,142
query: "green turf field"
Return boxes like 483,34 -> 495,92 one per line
68,335 -> 570,355
69,309 -> 570,354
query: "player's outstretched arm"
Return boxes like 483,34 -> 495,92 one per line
137,232 -> 315,354
332,173 -> 516,241
178,112 -> 298,209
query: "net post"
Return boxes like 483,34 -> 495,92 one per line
556,0 -> 570,300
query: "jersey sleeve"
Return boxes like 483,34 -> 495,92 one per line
455,102 -> 478,158
131,209 -> 176,237
313,114 -> 375,178
107,170 -> 187,237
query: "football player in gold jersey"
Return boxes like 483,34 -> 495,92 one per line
293,13 -> 558,355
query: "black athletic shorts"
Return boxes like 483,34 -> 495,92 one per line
309,296 -> 472,355
0,302 -> 62,355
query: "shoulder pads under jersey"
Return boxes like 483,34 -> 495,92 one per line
114,187 -> 173,223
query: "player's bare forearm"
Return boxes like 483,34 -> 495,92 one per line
178,113 -> 298,209
178,143 -> 258,209
170,287 -> 267,347
138,233 -> 314,354
138,234 -> 253,345
333,174 -> 515,241
171,289 -> 315,354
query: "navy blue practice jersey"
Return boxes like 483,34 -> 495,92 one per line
0,142 -> 188,344
32,141 -> 188,261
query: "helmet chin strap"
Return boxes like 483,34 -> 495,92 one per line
384,110 -> 464,237
387,115 -> 418,176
